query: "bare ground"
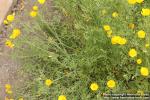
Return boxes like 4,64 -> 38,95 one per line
0,0 -> 53,99
0,0 -> 32,99
0,47 -> 19,99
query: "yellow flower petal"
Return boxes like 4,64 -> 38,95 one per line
33,6 -> 38,11
30,11 -> 37,17
118,38 -> 127,45
111,36 -> 121,44
141,8 -> 150,16
3,20 -> 9,25
137,59 -> 142,64
58,95 -> 67,100
136,0 -> 144,3
112,12 -> 119,18
45,79 -> 53,86
5,89 -> 13,94
128,0 -> 136,4
38,0 -> 46,4
137,30 -> 146,39
103,25 -> 111,32
90,83 -> 99,91
140,67 -> 149,76
9,28 -> 21,39
128,49 -> 137,58
7,14 -> 15,22
5,84 -> 11,90
107,80 -> 116,88
5,40 -> 14,48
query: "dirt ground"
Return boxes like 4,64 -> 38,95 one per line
0,0 -> 52,99
0,0 -> 34,99
0,47 -> 19,99
0,0 -> 16,99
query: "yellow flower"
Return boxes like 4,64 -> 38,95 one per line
128,0 -> 136,4
30,11 -> 37,17
33,6 -> 38,11
5,84 -> 13,94
90,83 -> 99,91
111,36 -> 121,44
137,59 -> 142,64
45,79 -> 53,86
128,23 -> 135,29
6,89 -> 13,94
5,40 -> 14,48
112,12 -> 119,18
145,44 -> 150,48
103,25 -> 111,31
137,30 -> 146,39
137,90 -> 144,96
128,49 -> 137,58
140,67 -> 149,76
5,84 -> 11,90
136,0 -> 144,3
111,36 -> 127,45
118,38 -> 127,45
58,95 -> 67,100
141,8 -> 150,16
7,14 -> 15,22
3,20 -> 9,25
9,29 -> 21,39
107,80 -> 116,88
38,0 -> 46,4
